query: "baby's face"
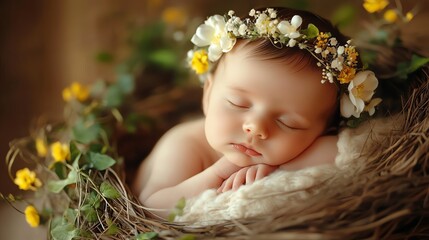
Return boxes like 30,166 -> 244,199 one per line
204,44 -> 337,167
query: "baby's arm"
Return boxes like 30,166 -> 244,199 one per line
279,135 -> 338,171
134,120 -> 241,217
218,135 -> 338,192
217,164 -> 277,193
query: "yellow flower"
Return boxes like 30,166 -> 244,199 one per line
162,7 -> 187,27
190,50 -> 209,74
345,46 -> 359,66
24,205 -> 40,228
14,168 -> 42,191
405,12 -> 414,22
316,32 -> 330,48
383,9 -> 398,23
51,141 -> 70,162
363,0 -> 389,13
338,66 -> 357,84
62,82 -> 89,102
70,82 -> 89,102
62,88 -> 72,102
35,137 -> 47,157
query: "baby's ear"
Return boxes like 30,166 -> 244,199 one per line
202,74 -> 214,115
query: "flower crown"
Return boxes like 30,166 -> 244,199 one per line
187,8 -> 382,119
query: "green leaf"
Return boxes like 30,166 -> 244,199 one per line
304,24 -> 319,39
100,182 -> 121,199
103,85 -> 123,108
51,222 -> 80,240
63,208 -> 78,223
81,205 -> 98,222
148,49 -> 177,69
117,73 -> 135,94
86,191 -> 101,209
69,141 -> 80,162
136,232 -> 158,240
87,152 -> 116,170
106,218 -> 120,235
96,51 -> 114,63
396,54 -> 429,79
47,168 -> 78,193
72,117 -> 101,144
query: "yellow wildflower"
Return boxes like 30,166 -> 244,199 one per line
14,168 -> 42,191
191,50 -> 209,74
162,7 -> 187,27
363,0 -> 389,13
383,9 -> 398,23
62,82 -> 89,102
51,141 -> 70,162
70,82 -> 89,102
24,205 -> 40,228
338,66 -> 357,84
35,137 -> 47,157
316,32 -> 330,49
345,46 -> 359,66
405,12 -> 414,22
62,88 -> 72,102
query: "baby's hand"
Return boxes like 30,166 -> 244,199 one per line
217,164 -> 277,193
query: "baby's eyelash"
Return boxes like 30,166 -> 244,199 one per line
276,119 -> 301,130
227,100 -> 248,109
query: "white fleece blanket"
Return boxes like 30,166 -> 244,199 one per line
175,116 -> 401,225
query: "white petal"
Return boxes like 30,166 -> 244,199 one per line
277,21 -> 291,34
220,36 -> 236,52
340,94 -> 354,118
291,15 -> 302,28
195,24 -> 215,44
191,34 -> 207,47
208,44 -> 222,61
289,32 -> 301,39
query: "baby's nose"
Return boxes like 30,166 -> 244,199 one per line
243,121 -> 268,140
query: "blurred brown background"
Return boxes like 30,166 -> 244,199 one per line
0,0 -> 427,239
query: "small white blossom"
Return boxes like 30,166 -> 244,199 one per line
341,71 -> 379,118
315,47 -> 322,54
288,39 -> 297,47
228,10 -> 235,16
249,9 -> 256,17
238,24 -> 247,36
337,46 -> 345,55
277,15 -> 302,39
329,38 -> 338,46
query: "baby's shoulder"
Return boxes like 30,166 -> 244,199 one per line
151,118 -> 211,161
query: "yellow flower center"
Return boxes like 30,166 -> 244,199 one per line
51,141 -> 70,162
363,0 -> 389,13
14,168 -> 42,191
191,50 -> 209,74
25,205 -> 40,228
355,83 -> 365,98
316,32 -> 329,48
338,66 -> 356,84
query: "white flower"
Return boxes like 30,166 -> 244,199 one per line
331,56 -> 344,71
249,9 -> 256,17
364,98 -> 382,116
337,46 -> 345,55
288,39 -> 297,47
340,70 -> 379,118
277,15 -> 302,39
191,15 -> 236,61
255,13 -> 270,34
238,24 -> 247,36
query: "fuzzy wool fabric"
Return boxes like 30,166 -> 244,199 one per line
175,116 -> 402,225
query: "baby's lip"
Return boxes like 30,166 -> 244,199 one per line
232,143 -> 262,157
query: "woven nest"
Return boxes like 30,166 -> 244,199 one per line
66,63 -> 427,239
